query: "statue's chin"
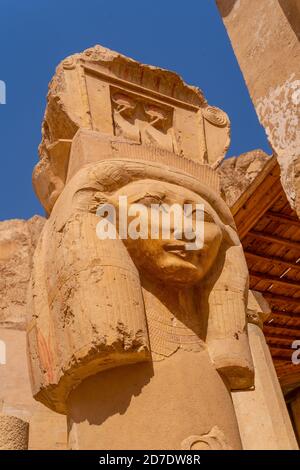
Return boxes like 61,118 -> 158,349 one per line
143,261 -> 206,288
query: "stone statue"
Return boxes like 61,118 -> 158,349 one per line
27,45 -> 254,449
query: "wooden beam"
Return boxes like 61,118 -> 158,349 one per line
247,231 -> 300,251
273,358 -> 291,364
232,158 -> 282,239
268,332 -> 300,343
268,340 -> 296,349
265,211 -> 300,228
265,332 -> 300,343
270,352 -> 299,360
277,373 -> 300,391
269,346 -> 294,357
268,311 -> 300,322
269,342 -> 292,349
245,251 -> 300,272
237,188 -> 282,240
250,271 -> 300,289
262,291 -> 300,307
267,335 -> 296,344
269,350 -> 294,362
264,322 -> 300,340
232,156 -> 278,216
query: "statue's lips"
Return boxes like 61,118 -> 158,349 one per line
164,241 -> 207,262
164,241 -> 196,260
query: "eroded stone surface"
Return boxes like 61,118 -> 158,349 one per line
216,0 -> 300,214
218,149 -> 270,207
0,215 -> 67,449
0,414 -> 29,450
0,216 -> 45,329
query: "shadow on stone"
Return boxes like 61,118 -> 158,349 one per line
216,0 -> 238,18
279,0 -> 300,40
67,362 -> 154,426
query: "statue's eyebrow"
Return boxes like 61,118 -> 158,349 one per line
133,192 -> 166,204
184,201 -> 217,221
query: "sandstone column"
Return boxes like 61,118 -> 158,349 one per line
0,414 -> 29,450
232,290 -> 298,450
216,0 -> 300,216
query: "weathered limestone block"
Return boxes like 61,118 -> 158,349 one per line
0,414 -> 29,450
28,45 -> 254,449
216,0 -> 300,215
0,216 -> 46,417
218,149 -> 270,207
0,327 -> 67,449
0,216 -> 67,449
28,405 -> 67,450
0,216 -> 45,329
232,290 -> 298,450
0,328 -> 36,420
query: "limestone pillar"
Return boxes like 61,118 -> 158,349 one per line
232,290 -> 298,450
215,0 -> 300,216
0,414 -> 29,450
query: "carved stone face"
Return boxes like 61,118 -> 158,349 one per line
114,180 -> 223,286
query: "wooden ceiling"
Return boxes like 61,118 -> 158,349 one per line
232,157 -> 300,393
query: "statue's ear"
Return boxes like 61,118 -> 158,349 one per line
201,106 -> 231,168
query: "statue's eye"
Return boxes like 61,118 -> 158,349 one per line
187,208 -> 215,224
137,194 -> 165,206
203,211 -> 215,223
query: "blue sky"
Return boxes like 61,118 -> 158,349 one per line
0,0 -> 271,220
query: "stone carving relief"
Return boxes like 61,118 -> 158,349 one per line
181,426 -> 232,450
28,45 -> 253,449
202,106 -> 231,168
111,89 -> 175,152
32,45 -> 231,215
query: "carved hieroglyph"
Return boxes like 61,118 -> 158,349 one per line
181,426 -> 232,450
28,45 -> 253,448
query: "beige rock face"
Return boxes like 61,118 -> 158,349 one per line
0,216 -> 67,449
219,149 -> 270,207
0,216 -> 45,329
27,45 -> 254,449
216,0 -> 300,215
0,415 -> 29,450
0,216 -> 45,419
